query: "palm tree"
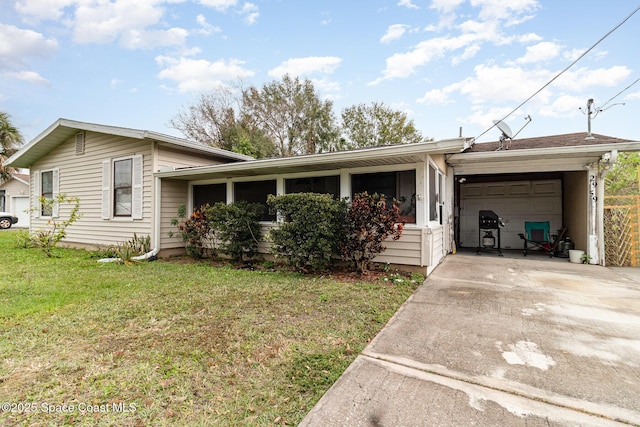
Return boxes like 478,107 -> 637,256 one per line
0,112 -> 24,181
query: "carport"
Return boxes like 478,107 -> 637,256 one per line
446,133 -> 640,265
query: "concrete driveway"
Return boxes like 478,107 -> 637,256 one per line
301,253 -> 640,426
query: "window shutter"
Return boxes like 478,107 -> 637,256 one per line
132,155 -> 143,220
33,171 -> 40,219
52,168 -> 60,218
102,160 -> 111,219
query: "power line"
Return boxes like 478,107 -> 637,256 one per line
474,4 -> 640,142
598,77 -> 640,110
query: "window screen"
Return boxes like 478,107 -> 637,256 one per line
351,170 -> 416,223
193,183 -> 226,209
285,176 -> 340,197
234,180 -> 277,221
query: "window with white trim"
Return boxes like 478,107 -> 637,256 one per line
102,155 -> 143,220
32,168 -> 59,218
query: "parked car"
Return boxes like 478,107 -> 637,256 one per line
0,212 -> 18,229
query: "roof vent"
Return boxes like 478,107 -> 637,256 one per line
75,132 -> 85,155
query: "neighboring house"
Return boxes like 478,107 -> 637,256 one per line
3,118 -> 252,248
5,118 -> 640,272
0,173 -> 30,227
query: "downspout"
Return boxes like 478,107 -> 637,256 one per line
132,175 -> 161,261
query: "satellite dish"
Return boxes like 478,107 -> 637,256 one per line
493,120 -> 513,139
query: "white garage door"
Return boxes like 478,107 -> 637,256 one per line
12,196 -> 30,228
459,179 -> 562,250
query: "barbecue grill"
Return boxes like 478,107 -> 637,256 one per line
477,210 -> 504,256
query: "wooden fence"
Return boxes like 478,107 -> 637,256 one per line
604,194 -> 640,266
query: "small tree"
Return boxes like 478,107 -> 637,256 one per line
340,192 -> 404,274
29,194 -> 82,257
267,193 -> 347,272
209,201 -> 263,263
170,205 -> 216,259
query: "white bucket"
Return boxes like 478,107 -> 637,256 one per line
569,249 -> 584,264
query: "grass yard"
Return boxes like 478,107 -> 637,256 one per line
0,230 -> 420,426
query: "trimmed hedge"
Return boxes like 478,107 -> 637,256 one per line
268,193 -> 347,272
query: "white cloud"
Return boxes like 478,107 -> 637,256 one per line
156,55 -> 254,92
626,90 -> 640,101
1,70 -> 49,85
196,14 -> 222,35
398,0 -> 419,10
199,0 -> 238,12
268,56 -> 342,78
472,0 -> 540,22
241,2 -> 259,25
73,1 -> 161,44
516,41 -> 562,64
371,32 -> 483,83
457,64 -> 553,104
381,24 -> 408,44
539,94 -> 584,117
120,27 -> 189,49
417,87 -> 456,104
430,0 -> 465,13
555,66 -> 632,92
0,24 -> 58,62
14,0 -> 76,22
110,78 -> 124,89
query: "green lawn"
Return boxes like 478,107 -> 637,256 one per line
0,230 -> 420,426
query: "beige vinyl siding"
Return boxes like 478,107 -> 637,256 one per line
370,228 -> 424,266
156,145 -> 230,170
30,131 -> 153,247
0,178 -> 29,194
1,179 -> 28,213
160,179 -> 189,249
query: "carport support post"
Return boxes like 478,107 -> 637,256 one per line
587,165 -> 600,265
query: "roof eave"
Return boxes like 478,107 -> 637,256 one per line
155,138 -> 469,180
447,142 -> 640,165
4,118 -> 253,168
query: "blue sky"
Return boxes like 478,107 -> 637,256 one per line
2,0 -> 640,145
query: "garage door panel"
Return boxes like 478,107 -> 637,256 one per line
460,179 -> 561,250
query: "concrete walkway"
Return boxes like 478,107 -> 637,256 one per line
300,254 -> 640,426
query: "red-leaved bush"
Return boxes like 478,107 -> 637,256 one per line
340,192 -> 404,273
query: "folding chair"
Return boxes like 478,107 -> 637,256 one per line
518,221 -> 553,257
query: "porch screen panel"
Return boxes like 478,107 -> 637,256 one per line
193,183 -> 226,209
234,180 -> 276,221
284,176 -> 340,197
351,170 -> 416,223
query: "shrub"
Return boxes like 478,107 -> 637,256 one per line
108,233 -> 152,264
340,192 -> 403,274
170,205 -> 216,258
27,194 -> 82,257
267,193 -> 347,272
209,201 -> 263,263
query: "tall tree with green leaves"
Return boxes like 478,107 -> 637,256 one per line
170,86 -> 276,158
340,102 -> 426,149
605,152 -> 640,196
241,74 -> 341,157
0,112 -> 24,181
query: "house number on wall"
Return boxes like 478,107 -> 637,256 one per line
589,174 -> 597,203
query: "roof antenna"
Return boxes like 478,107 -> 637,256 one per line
580,97 -> 626,140
492,115 -> 532,151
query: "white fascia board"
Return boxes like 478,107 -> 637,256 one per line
448,142 -> 640,167
155,138 -> 468,179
